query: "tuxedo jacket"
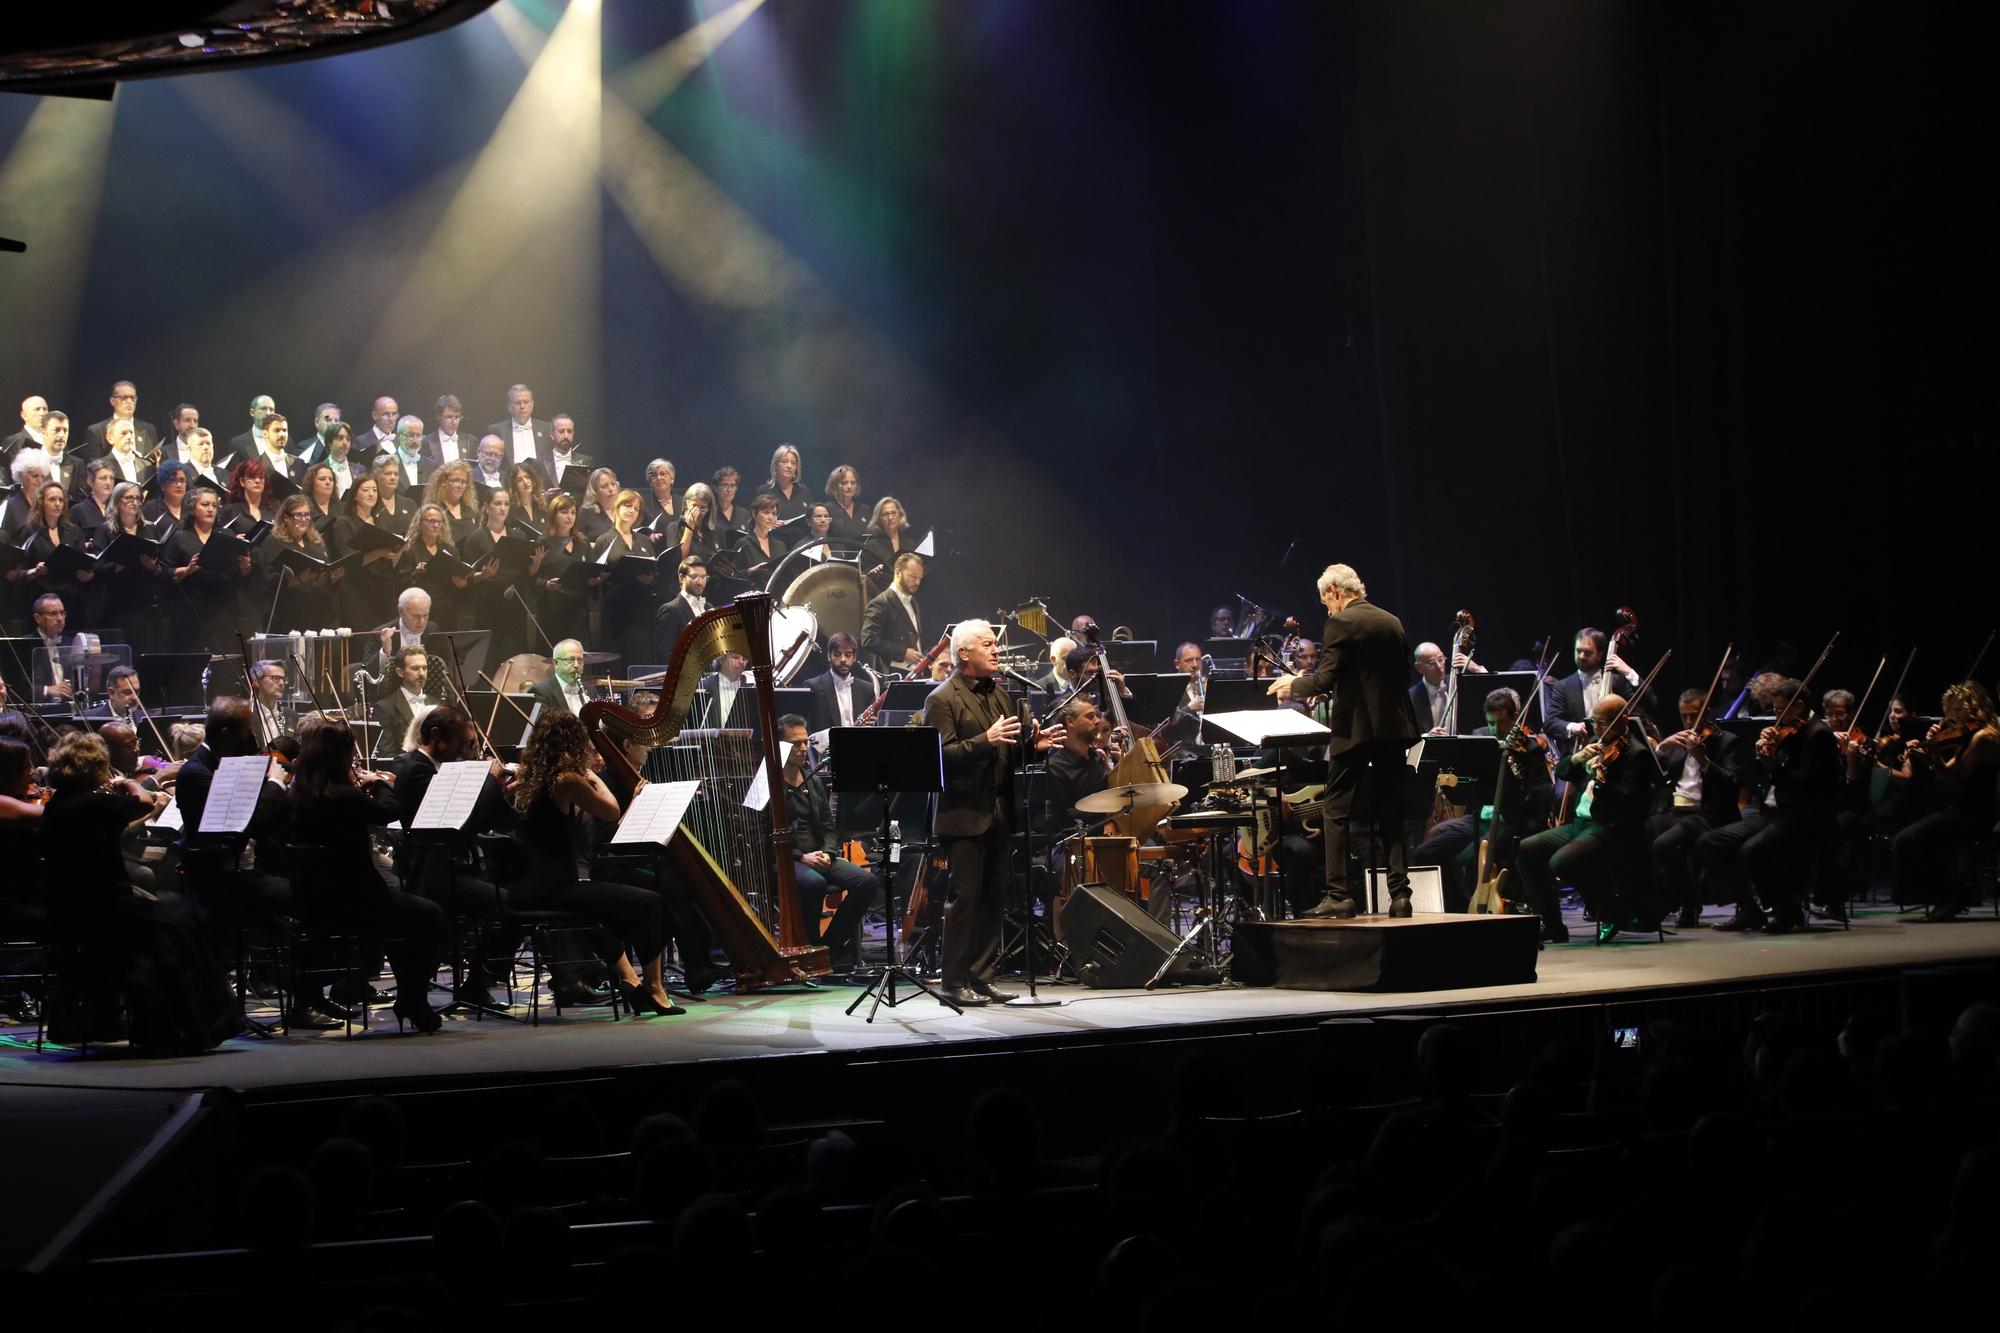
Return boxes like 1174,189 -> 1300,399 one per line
228,429 -> 260,460
420,433 -> 474,471
1654,725 -> 1744,824
923,671 -> 1021,837
83,417 -> 160,458
374,687 -> 429,757
1288,598 -> 1420,756
528,674 -> 603,719
98,451 -> 157,490
860,586 -> 921,670
1545,669 -> 1635,756
691,671 -> 761,732
484,418 -> 553,467
803,667 -> 877,734
654,592 -> 706,661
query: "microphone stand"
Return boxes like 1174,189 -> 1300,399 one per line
1008,693 -> 1062,1007
262,563 -> 292,634
505,583 -> 556,654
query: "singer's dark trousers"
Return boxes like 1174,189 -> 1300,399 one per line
940,825 -> 1010,989
1320,741 -> 1411,907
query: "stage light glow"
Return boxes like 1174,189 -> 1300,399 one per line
617,0 -> 767,116
488,0 -> 550,65
0,95 -> 116,394
355,0 -> 604,412
171,75 -> 387,233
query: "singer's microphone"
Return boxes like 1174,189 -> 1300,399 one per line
1002,665 -> 1040,690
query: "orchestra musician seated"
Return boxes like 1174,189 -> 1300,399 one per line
529,640 -> 604,719
1411,686 -> 1554,912
1513,694 -> 1663,943
777,716 -> 880,972
373,644 -> 433,761
802,633 -> 876,733
1646,688 -> 1744,929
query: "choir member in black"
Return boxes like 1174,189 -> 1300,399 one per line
531,494 -> 592,648
640,458 -> 678,526
710,466 -> 749,535
753,442 -> 814,520
800,502 -> 842,560
1267,563 -> 1423,919
1646,688 -> 1745,927
329,474 -> 401,629
100,417 -> 155,488
591,488 -> 661,673
298,461 -> 339,533
39,730 -> 238,1053
285,714 -> 447,1032
309,422 -> 359,495
221,456 -> 274,532
774,715 -> 881,969
861,551 -> 926,672
393,704 -> 516,1005
860,495 -> 914,599
469,435 -> 509,501
923,619 -> 1066,1005
14,482 -> 84,632
370,455 -> 412,536
2,448 -> 51,534
257,495 -> 343,634
727,492 -> 790,582
425,461 -> 479,547
186,427 -> 229,491
1696,675 -> 1842,934
141,460 -> 191,535
824,464 -> 867,542
459,487 -> 527,660
1512,694 -> 1662,942
71,460 -> 118,530
508,711 -> 682,1015
1411,687 -> 1556,912
665,481 -> 724,569
1544,627 -> 1641,758
396,502 -> 468,632
802,632 -> 874,733
1892,682 -> 2000,922
506,462 -> 548,533
85,481 -> 168,660
576,467 -> 622,543
163,486 -> 253,655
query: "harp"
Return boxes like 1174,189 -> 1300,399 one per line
580,592 -> 830,988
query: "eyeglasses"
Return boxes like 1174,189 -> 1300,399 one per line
110,392 -> 136,401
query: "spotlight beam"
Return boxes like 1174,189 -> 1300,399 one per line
0,95 -> 115,392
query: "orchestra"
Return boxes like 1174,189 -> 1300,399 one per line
4,379 -> 1996,1053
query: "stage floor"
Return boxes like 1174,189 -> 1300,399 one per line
3,908 -> 1996,1096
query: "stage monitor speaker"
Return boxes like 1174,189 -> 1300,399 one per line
1060,885 -> 1199,989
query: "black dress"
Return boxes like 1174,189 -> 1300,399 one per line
12,520 -> 85,630
329,515 -> 401,630
162,525 -> 247,655
84,522 -> 168,660
461,526 -> 529,660
254,538 -> 340,635
751,481 -> 814,522
395,539 -> 463,630
590,529 -> 662,672
287,782 -> 444,1001
531,531 -> 592,649
40,785 -> 238,1054
727,529 -> 790,585
514,788 -> 663,962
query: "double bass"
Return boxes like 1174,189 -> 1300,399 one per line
580,593 -> 830,988
1090,630 -> 1176,838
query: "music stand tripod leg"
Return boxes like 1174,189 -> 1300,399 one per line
846,783 -> 960,1019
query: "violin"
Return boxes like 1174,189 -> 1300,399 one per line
1904,723 -> 1969,766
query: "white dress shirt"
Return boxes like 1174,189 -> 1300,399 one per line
260,446 -> 291,478
330,458 -> 354,497
893,587 -> 920,641
510,420 -> 537,464
830,672 -> 856,726
715,673 -> 742,723
111,450 -> 142,482
1423,678 -> 1449,730
434,432 -> 461,465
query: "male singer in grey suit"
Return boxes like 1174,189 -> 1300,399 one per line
1268,563 -> 1421,918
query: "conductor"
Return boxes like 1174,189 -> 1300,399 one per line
1267,562 -> 1420,918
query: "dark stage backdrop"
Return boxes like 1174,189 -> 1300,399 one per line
0,0 -> 1990,707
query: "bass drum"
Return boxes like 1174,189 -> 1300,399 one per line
768,603 -> 819,685
782,561 -> 867,642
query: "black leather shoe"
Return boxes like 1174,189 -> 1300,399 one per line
1712,909 -> 1766,932
681,961 -> 728,995
308,994 -> 354,1022
1303,895 -> 1358,919
1541,921 -> 1571,944
392,999 -> 443,1034
970,979 -> 1020,1002
552,983 -> 615,1008
939,986 -> 988,1007
1386,896 -> 1413,919
282,1007 -> 343,1031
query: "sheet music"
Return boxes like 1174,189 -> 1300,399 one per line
610,778 -> 701,845
741,741 -> 795,812
914,529 -> 935,557
1202,708 -> 1331,747
155,799 -> 184,832
197,755 -> 271,834
410,759 -> 492,830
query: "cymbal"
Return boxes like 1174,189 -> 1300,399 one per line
581,650 -> 620,666
1232,765 -> 1279,781
491,651 -> 553,691
1073,781 -> 1189,815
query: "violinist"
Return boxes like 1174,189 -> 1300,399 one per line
393,703 -> 517,1006
1545,628 -> 1640,757
1696,675 -> 1840,934
1892,681 -> 2000,922
1822,688 -> 1868,786
1514,694 -> 1662,943
1647,688 -> 1745,929
1412,687 -> 1554,912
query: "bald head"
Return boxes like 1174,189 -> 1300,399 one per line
1414,642 -> 1446,686
1590,694 -> 1625,723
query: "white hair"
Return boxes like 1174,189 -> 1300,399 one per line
9,447 -> 50,486
1048,635 -> 1077,665
397,587 -> 432,615
1316,563 -> 1366,598
395,414 -> 425,435
951,618 -> 996,661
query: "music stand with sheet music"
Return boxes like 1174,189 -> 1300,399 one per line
1201,706 -> 1334,922
1452,670 -> 1545,736
1405,733 -> 1503,810
830,724 -> 948,1020
406,758 -> 515,1019
463,689 -> 537,752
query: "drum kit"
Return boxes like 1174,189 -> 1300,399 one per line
1046,777 -> 1263,982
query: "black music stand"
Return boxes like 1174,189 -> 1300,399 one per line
1452,670 -> 1545,735
831,724 -> 951,1020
